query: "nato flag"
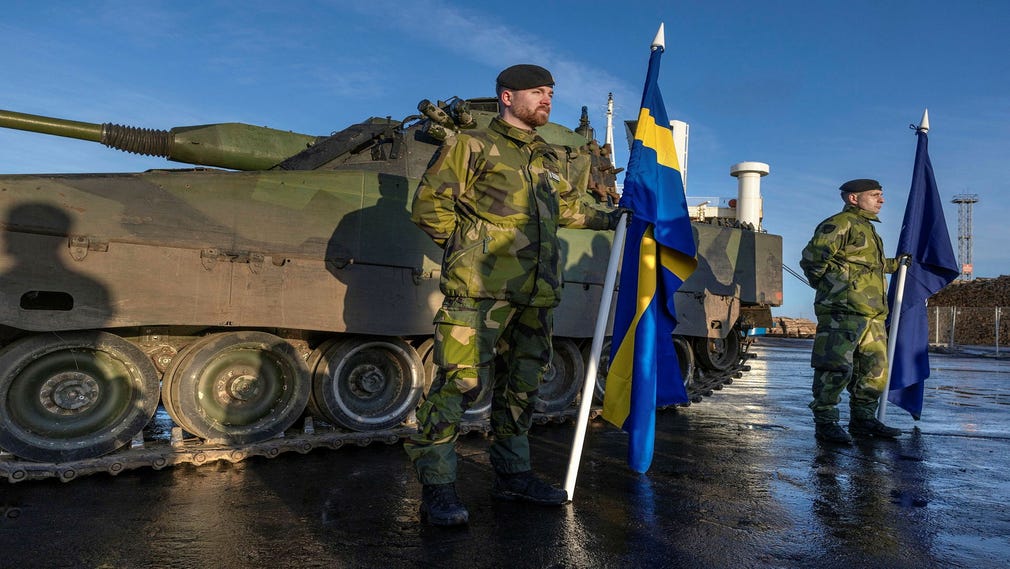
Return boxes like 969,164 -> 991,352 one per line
886,129 -> 959,419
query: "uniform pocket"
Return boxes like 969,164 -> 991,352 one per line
810,313 -> 864,372
443,219 -> 487,272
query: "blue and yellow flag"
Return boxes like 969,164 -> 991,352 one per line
601,46 -> 697,473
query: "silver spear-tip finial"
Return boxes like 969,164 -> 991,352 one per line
652,23 -> 665,51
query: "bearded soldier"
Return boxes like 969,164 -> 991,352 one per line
405,64 -> 624,525
800,178 -> 905,444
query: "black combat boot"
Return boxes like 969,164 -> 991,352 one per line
492,471 -> 568,505
419,483 -> 469,526
849,417 -> 902,439
815,422 -> 853,444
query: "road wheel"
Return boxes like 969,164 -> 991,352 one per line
693,330 -> 742,372
673,335 -> 697,391
312,336 -> 423,431
0,332 -> 159,462
414,338 -> 436,396
161,331 -> 310,443
306,338 -> 343,421
535,338 -> 584,412
585,336 -> 695,403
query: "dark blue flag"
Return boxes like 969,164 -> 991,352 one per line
886,129 -> 959,419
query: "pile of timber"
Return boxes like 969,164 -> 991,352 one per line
929,275 -> 1010,307
767,316 -> 816,338
927,275 -> 1010,346
767,276 -> 1010,344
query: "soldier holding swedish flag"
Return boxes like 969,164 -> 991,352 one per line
405,64 -> 623,525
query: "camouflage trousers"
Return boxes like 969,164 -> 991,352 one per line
404,297 -> 552,485
809,313 -> 888,423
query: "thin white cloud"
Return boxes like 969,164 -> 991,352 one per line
341,0 -> 637,124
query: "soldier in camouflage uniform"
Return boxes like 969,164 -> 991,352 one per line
800,178 -> 905,444
404,64 -> 623,525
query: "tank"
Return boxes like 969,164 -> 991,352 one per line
0,97 -> 782,482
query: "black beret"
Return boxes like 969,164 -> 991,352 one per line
496,64 -> 554,90
839,179 -> 881,193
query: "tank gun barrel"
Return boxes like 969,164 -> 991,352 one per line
0,109 -> 321,171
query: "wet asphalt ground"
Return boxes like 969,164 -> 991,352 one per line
1,337 -> 1007,569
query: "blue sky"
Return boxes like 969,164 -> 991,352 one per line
2,0 -> 1007,318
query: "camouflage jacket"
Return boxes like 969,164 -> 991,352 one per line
411,116 -> 611,307
800,205 -> 899,318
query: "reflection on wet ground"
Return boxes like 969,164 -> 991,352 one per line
0,337 -> 1007,568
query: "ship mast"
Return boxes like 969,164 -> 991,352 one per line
605,92 -> 616,169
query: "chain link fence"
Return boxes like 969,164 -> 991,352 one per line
928,305 -> 1007,354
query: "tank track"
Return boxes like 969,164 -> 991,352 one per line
0,352 -> 752,484
684,354 -> 754,404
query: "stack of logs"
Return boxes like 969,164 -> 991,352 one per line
929,275 -> 1010,307
767,317 -> 816,338
767,275 -> 1009,344
927,275 -> 1010,346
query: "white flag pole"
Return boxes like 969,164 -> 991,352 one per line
564,212 -> 627,500
564,23 -> 664,500
878,261 -> 908,421
878,109 -> 929,422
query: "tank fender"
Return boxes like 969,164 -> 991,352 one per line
673,290 -> 739,339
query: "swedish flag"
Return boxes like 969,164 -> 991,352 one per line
602,46 -> 698,473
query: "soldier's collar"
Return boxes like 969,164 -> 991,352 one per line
490,116 -> 545,146
843,204 -> 881,222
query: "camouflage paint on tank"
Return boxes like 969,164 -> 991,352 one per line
671,223 -> 783,338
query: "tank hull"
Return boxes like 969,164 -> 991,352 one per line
0,170 -> 781,337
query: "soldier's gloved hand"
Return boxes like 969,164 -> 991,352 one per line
898,253 -> 913,265
607,207 -> 633,230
